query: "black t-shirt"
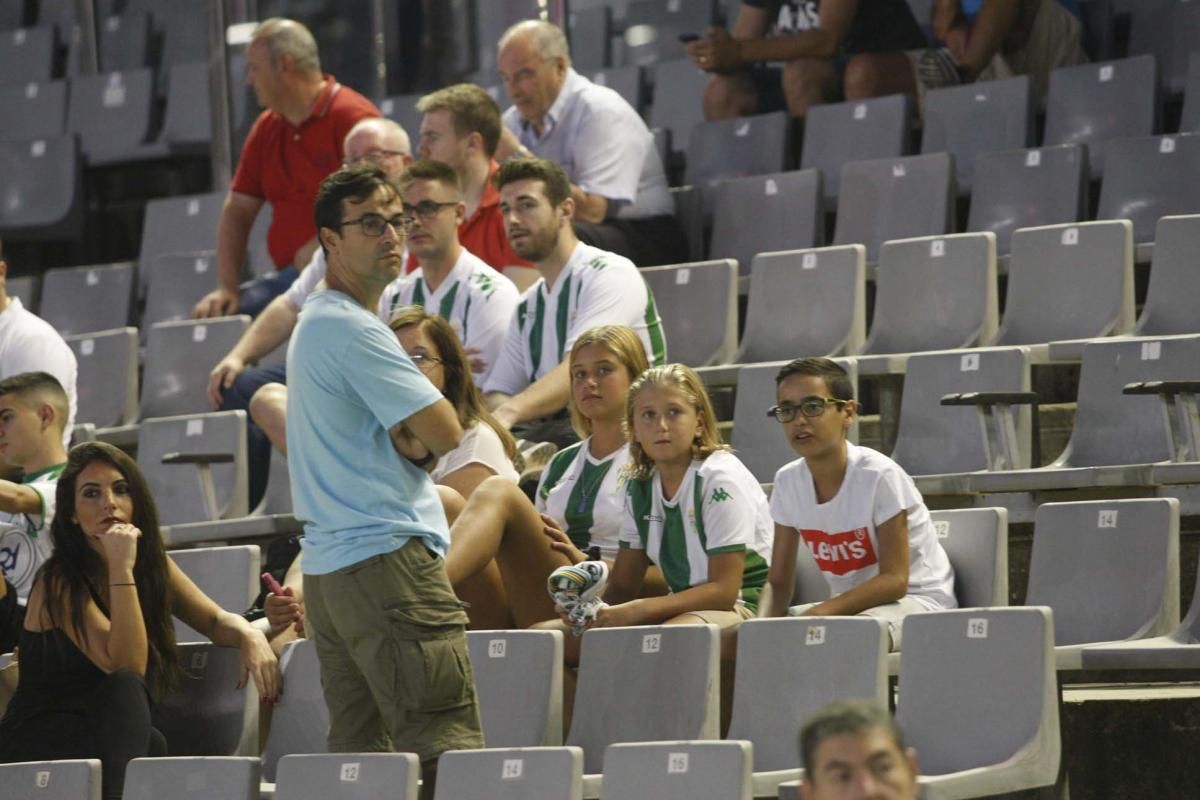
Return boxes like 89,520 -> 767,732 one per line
741,0 -> 929,54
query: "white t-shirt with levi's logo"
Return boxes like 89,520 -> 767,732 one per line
770,442 -> 956,611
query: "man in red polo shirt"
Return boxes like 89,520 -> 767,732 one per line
193,17 -> 380,319
412,83 -> 532,279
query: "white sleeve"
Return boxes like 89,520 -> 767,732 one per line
872,463 -> 918,528
482,296 -> 531,396
431,424 -> 515,484
769,465 -> 803,528
563,263 -> 647,354
618,487 -> 644,549
702,469 -> 759,553
283,249 -> 327,311
465,278 -> 519,382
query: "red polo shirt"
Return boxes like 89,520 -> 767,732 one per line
232,76 -> 380,269
406,160 -> 532,274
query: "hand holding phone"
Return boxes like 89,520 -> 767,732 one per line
678,33 -> 701,44
262,571 -> 285,596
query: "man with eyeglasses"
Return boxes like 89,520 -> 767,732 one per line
205,117 -> 412,508
193,18 -> 380,320
758,358 -> 954,651
381,160 -> 518,382
287,165 -> 483,798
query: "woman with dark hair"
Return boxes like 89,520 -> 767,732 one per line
0,442 -> 280,800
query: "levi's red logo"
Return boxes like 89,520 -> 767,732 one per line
799,527 -> 878,575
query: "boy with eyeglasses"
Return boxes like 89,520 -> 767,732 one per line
760,358 -> 954,650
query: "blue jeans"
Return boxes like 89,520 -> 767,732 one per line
221,363 -> 287,509
237,264 -> 299,318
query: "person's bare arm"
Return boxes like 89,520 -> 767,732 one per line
957,0 -> 1021,78
205,296 -> 299,407
595,550 -> 745,627
0,481 -> 42,516
391,398 -> 464,465
800,510 -> 909,617
688,1 -> 855,70
193,192 -> 264,318
932,0 -> 966,40
493,360 -> 571,429
570,186 -> 609,224
764,522 -> 800,617
291,237 -> 319,273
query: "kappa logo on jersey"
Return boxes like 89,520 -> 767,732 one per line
799,526 -> 878,575
710,487 -> 732,503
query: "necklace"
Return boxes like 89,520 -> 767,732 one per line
574,457 -> 614,514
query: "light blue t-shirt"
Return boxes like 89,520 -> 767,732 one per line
287,290 -> 449,575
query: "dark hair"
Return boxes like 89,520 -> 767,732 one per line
40,442 -> 179,691
800,701 -> 906,773
416,83 -> 503,157
774,357 -> 854,402
397,159 -> 463,196
0,371 -> 68,428
314,165 -> 402,255
388,306 -> 517,462
494,156 -> 571,207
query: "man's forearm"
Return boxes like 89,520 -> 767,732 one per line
571,185 -> 609,225
495,361 -> 571,427
215,203 -> 257,292
230,297 -> 299,363
736,29 -> 841,64
961,0 -> 1020,74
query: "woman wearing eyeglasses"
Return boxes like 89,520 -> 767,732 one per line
760,358 -> 956,651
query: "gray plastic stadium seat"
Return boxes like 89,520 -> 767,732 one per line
262,639 -> 330,782
1096,132 -> 1200,255
669,184 -> 701,260
896,608 -> 1060,799
890,348 -> 1032,495
832,153 -> 955,262
602,740 -> 752,800
1043,55 -> 1157,179
475,0 -> 542,73
859,232 -> 998,367
65,327 -> 138,428
275,753 -> 419,800
1137,214 -> 1200,336
161,61 -> 213,153
122,757 -> 259,800
731,358 -> 859,484
378,93 -> 424,143
709,170 -> 822,277
0,136 -> 84,239
467,629 -> 563,748
726,617 -> 887,797
590,65 -> 642,114
930,508 -> 1009,608
800,93 -> 911,205
737,245 -> 865,363
66,68 -> 156,164
155,643 -> 261,757
138,411 -> 249,525
648,59 -> 708,159
98,12 -> 149,72
966,144 -> 1087,256
1129,0 -> 1200,94
640,260 -> 736,367
39,261 -> 135,336
571,5 -> 613,72
0,759 -> 101,800
1024,498 -> 1179,669
620,0 -> 717,67
433,747 -> 583,800
0,79 -> 67,141
141,317 -> 250,418
139,192 -> 223,294
143,251 -> 220,329
5,274 -> 38,311
920,76 -> 1032,195
1181,52 -> 1200,133
0,0 -> 23,31
684,111 -> 791,217
169,545 -> 260,642
0,26 -> 53,86
567,624 -> 719,793
990,220 -> 1134,347
1082,560 -> 1200,670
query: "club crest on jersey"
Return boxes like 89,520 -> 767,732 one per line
799,526 -> 878,575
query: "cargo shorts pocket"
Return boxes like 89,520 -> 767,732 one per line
387,602 -> 473,713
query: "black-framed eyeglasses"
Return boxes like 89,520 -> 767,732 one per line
409,352 -> 443,371
766,396 -> 848,423
344,149 -> 407,166
339,213 -> 406,237
401,201 -> 459,225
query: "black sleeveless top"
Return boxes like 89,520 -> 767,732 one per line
0,626 -> 107,726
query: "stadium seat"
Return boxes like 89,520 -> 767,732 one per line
0,759 -> 101,800
0,135 -> 84,239
97,11 -> 150,72
0,79 -> 68,141
0,0 -> 22,30
0,26 -> 54,87
138,411 -> 249,526
589,64 -> 642,115
736,245 -> 865,364
831,153 -> 955,262
708,169 -> 823,277
647,58 -> 707,159
433,746 -> 584,800
640,260 -> 737,367
990,220 -> 1134,348
889,347 -> 1032,495
896,607 -> 1061,799
1024,498 -> 1179,669
1043,55 -> 1157,179
1136,214 -> 1200,336
1128,0 -> 1200,94
1082,563 -> 1200,670
601,740 -> 752,800
726,617 -> 887,797
378,93 -> 424,143
800,93 -> 911,205
1096,132 -> 1200,258
154,643 -> 260,757
467,629 -> 563,748
475,0 -> 543,73
620,0 -> 717,67
34,0 -> 76,35
67,68 -> 159,164
931,507 -> 1009,608
262,639 -> 329,782
1181,52 -> 1200,132
5,274 -> 38,311
122,757 -> 259,800
65,327 -> 138,429
567,623 -> 719,796
160,61 -> 214,154
669,183 -> 702,260
683,111 -> 791,217
920,76 -> 1033,195
139,192 -> 224,292
141,317 -> 250,419
39,261 -> 135,336
275,753 -> 419,800
142,251 -> 220,329
570,5 -> 613,72
966,144 -> 1087,257
168,545 -> 260,642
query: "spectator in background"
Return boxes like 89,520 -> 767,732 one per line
495,20 -> 687,268
414,83 -> 534,278
687,0 -> 928,120
800,700 -> 920,800
0,243 -> 76,451
193,17 -> 380,319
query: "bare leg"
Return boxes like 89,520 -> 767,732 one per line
249,383 -> 289,455
667,611 -> 744,737
703,72 -> 759,120
842,52 -> 919,101
780,57 -> 838,118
